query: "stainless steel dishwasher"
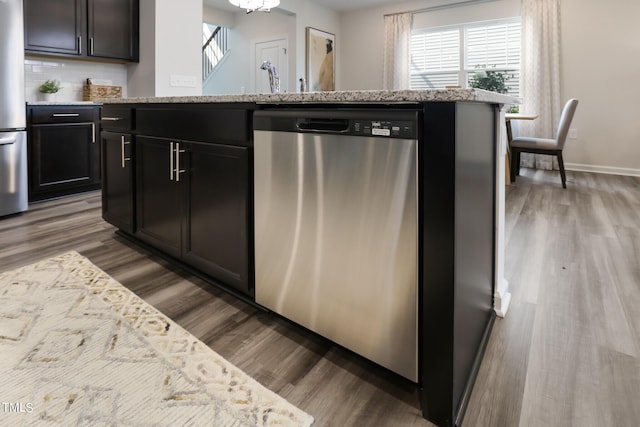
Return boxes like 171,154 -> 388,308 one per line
254,109 -> 419,381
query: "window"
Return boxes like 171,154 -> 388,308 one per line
411,18 -> 521,96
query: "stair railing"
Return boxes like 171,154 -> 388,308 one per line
203,26 -> 229,82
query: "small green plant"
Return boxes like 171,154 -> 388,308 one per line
39,80 -> 61,94
469,66 -> 518,112
469,67 -> 512,94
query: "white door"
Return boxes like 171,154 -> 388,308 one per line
254,38 -> 288,93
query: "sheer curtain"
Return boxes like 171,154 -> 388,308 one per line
383,13 -> 411,90
519,0 -> 561,170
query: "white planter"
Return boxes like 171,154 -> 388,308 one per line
40,92 -> 56,102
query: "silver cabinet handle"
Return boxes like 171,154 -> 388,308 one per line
170,142 -> 175,181
78,36 -> 82,55
90,37 -> 94,55
103,117 -> 123,121
175,143 -> 186,182
120,136 -> 131,168
52,113 -> 80,117
91,123 -> 95,143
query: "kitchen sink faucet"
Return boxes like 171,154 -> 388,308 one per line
260,60 -> 280,94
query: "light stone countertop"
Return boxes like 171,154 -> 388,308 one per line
98,89 -> 517,105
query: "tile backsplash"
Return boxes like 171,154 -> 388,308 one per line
24,56 -> 128,103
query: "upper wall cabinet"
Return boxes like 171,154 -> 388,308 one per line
24,0 -> 139,63
87,0 -> 139,61
24,0 -> 84,56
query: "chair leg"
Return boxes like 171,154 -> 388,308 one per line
515,150 -> 521,176
557,151 -> 567,188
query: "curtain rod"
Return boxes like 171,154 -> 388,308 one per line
384,0 -> 498,17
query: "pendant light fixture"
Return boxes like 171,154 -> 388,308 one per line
228,0 -> 280,13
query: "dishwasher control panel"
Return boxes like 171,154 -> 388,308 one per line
353,120 -> 416,139
254,109 -> 419,140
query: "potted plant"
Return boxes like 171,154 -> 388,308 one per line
469,69 -> 509,94
39,80 -> 61,101
469,67 -> 519,113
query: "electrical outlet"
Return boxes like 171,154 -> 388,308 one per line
568,128 -> 578,139
170,74 -> 197,88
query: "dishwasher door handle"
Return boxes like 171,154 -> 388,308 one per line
296,118 -> 350,133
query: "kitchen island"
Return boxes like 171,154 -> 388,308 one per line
100,89 -> 514,427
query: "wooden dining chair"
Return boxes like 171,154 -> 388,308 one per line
510,98 -> 579,188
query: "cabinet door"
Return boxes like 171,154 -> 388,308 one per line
183,142 -> 250,295
87,0 -> 139,61
24,0 -> 83,56
102,131 -> 134,233
135,136 -> 182,258
28,123 -> 99,201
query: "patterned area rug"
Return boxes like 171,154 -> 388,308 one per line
0,252 -> 314,426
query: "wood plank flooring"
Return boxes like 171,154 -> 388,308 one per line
1,168 -> 638,426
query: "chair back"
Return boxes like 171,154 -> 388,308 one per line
555,98 -> 579,149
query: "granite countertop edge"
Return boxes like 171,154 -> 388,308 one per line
98,89 -> 518,105
28,101 -> 102,106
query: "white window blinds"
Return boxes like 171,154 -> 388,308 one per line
410,18 -> 521,95
411,29 -> 459,73
466,22 -> 521,70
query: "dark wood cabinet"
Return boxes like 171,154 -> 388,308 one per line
135,135 -> 251,294
101,131 -> 134,233
24,0 -> 139,62
27,105 -> 100,202
183,141 -> 250,292
135,136 -> 183,258
101,106 -> 135,232
87,0 -> 139,61
100,104 -> 254,296
24,0 -> 83,56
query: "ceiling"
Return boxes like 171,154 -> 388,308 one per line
204,0 -> 411,13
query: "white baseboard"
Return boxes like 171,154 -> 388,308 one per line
493,279 -> 511,318
565,163 -> 640,177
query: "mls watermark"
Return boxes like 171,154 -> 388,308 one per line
2,402 -> 34,413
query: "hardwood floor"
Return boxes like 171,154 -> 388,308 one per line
1,168 -> 638,426
465,169 -> 640,427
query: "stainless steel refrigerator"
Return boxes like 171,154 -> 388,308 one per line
0,0 -> 28,217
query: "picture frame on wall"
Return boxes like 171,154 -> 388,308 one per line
306,27 -> 335,91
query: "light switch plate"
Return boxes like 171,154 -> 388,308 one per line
568,128 -> 578,139
170,74 -> 197,88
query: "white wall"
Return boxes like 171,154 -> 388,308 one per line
279,0 -> 340,90
339,0 -> 640,174
128,0 -> 202,97
412,0 -> 519,28
127,0 -> 155,97
560,0 -> 640,174
203,0 -> 339,94
204,7 -> 296,94
203,5 -> 235,27
339,0 -> 519,90
128,0 -> 156,97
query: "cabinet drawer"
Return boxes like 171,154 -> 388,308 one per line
30,106 -> 98,124
136,107 -> 250,144
101,107 -> 133,131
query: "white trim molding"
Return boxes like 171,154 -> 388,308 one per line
494,279 -> 511,318
565,163 -> 640,177
494,107 -> 511,318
